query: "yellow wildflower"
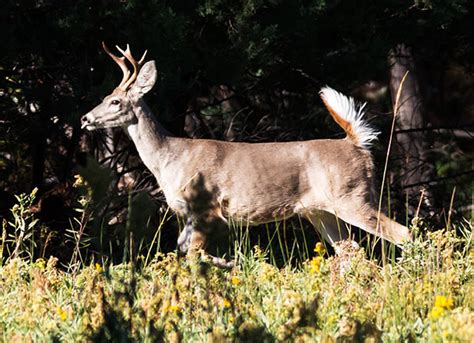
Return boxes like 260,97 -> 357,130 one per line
73,174 -> 87,188
434,295 -> 454,310
56,307 -> 67,321
309,256 -> 323,274
430,305 -> 444,320
169,304 -> 181,313
35,258 -> 46,270
430,295 -> 454,320
314,242 -> 326,255
223,299 -> 231,309
95,263 -> 103,273
253,245 -> 263,257
442,330 -> 451,340
327,314 -> 338,325
78,195 -> 91,207
231,276 -> 241,286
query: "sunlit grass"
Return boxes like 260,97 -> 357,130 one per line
0,220 -> 472,342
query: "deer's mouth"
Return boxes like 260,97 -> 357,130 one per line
81,123 -> 95,130
80,113 -> 97,130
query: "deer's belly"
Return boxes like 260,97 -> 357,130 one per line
218,195 -> 300,225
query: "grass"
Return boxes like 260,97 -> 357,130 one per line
0,187 -> 473,342
0,215 -> 473,342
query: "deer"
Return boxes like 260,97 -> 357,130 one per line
81,43 -> 411,266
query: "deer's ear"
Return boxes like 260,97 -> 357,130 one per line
130,60 -> 157,97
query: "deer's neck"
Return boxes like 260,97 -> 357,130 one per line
125,100 -> 171,184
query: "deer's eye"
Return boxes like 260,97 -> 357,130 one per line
110,99 -> 120,106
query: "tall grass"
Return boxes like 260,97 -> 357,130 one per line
0,186 -> 472,341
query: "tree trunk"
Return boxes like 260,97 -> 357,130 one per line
388,44 -> 436,215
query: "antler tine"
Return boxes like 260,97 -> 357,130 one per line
102,42 -> 130,90
116,44 -> 143,90
138,50 -> 148,67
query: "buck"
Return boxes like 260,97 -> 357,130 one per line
81,44 -> 411,263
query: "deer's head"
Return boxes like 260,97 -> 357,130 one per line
81,43 -> 157,130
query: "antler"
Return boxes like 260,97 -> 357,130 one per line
102,42 -> 130,90
102,42 -> 148,91
116,44 -> 147,90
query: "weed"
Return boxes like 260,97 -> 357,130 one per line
0,189 -> 472,341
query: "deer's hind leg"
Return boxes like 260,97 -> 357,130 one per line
329,200 -> 412,246
305,210 -> 351,247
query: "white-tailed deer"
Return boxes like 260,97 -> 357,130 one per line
81,44 -> 411,261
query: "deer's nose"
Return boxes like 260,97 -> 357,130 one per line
80,113 -> 94,129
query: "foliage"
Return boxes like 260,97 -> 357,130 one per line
3,188 -> 39,262
0,222 -> 472,341
1,0 -> 472,192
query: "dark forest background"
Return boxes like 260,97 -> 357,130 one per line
0,0 -> 473,264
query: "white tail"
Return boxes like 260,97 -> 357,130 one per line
81,44 -> 411,259
319,86 -> 380,148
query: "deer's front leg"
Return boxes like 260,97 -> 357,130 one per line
177,216 -> 209,254
177,216 -> 233,268
177,218 -> 195,254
